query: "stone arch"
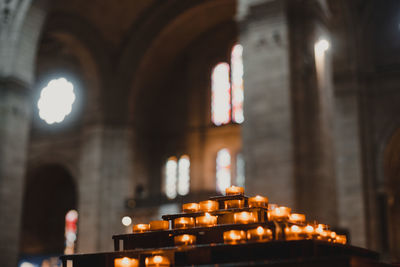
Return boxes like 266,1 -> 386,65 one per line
20,163 -> 77,257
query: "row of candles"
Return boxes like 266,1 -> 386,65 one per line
115,255 -> 170,267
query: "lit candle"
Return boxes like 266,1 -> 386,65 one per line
223,230 -> 246,244
247,226 -> 273,242
288,213 -> 306,224
174,234 -> 196,246
267,204 -> 278,220
268,206 -> 291,221
285,225 -> 303,240
335,235 -> 347,245
132,223 -> 150,233
224,199 -> 244,209
226,186 -> 244,195
114,257 -> 139,267
145,255 -> 170,267
150,220 -> 169,231
174,217 -> 195,229
196,213 -> 217,227
199,200 -> 219,212
304,224 -> 315,238
248,195 -> 268,208
234,211 -> 257,224
182,203 -> 200,213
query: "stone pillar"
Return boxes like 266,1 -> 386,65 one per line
288,0 -> 338,225
77,125 -> 134,252
0,79 -> 31,267
237,0 -> 295,206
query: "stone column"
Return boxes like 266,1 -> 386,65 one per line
288,0 -> 338,225
0,79 -> 31,267
77,125 -> 134,252
237,0 -> 295,207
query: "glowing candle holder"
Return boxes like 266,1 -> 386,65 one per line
248,195 -> 268,208
226,186 -> 244,195
304,224 -> 315,239
247,226 -> 273,242
150,220 -> 169,231
288,213 -> 306,224
199,200 -> 219,212
182,203 -> 199,213
268,206 -> 291,221
196,213 -> 217,227
114,257 -> 139,267
234,211 -> 257,224
132,223 -> 150,233
285,225 -> 303,240
174,217 -> 195,229
145,255 -> 170,267
223,230 -> 246,244
335,235 -> 347,245
224,199 -> 244,209
174,234 -> 196,246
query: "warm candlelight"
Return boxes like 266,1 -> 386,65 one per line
174,217 -> 195,229
304,224 -> 315,238
132,223 -> 150,233
199,200 -> 219,212
223,230 -> 246,244
224,199 -> 244,209
182,203 -> 200,213
285,225 -> 303,240
114,257 -> 139,267
196,213 -> 217,227
335,235 -> 347,245
145,255 -> 170,267
268,206 -> 291,221
150,220 -> 169,231
225,186 -> 244,195
174,234 -> 196,246
247,226 -> 273,242
234,211 -> 257,224
248,195 -> 268,208
289,213 -> 306,224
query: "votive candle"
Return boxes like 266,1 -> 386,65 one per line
150,220 -> 169,231
234,211 -> 257,224
114,257 -> 139,267
199,200 -> 219,212
196,213 -> 217,227
174,217 -> 195,229
223,230 -> 246,244
132,223 -> 150,233
226,186 -> 244,195
289,213 -> 306,224
145,255 -> 170,267
182,203 -> 199,213
247,226 -> 273,242
269,206 -> 291,221
248,195 -> 268,208
174,234 -> 196,246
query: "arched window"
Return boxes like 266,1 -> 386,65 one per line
216,149 -> 245,194
211,44 -> 244,125
216,148 -> 231,193
165,155 -> 190,199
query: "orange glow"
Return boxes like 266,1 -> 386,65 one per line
174,234 -> 196,246
149,221 -> 169,231
223,230 -> 246,244
132,223 -> 150,233
247,226 -> 273,242
199,200 -> 219,212
225,185 -> 244,195
174,217 -> 195,229
196,213 -> 217,227
234,211 -> 257,224
114,257 -> 139,267
182,203 -> 199,213
224,199 -> 244,209
248,195 -> 268,208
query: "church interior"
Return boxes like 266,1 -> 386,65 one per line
1,0 -> 400,266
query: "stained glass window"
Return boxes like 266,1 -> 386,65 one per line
178,155 -> 190,196
231,44 -> 244,124
165,157 -> 178,199
211,63 -> 231,126
216,148 -> 231,194
211,44 -> 244,125
236,153 -> 245,187
165,155 -> 190,199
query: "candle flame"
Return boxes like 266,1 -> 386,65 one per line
153,256 -> 163,263
256,226 -> 264,235
205,213 -> 211,218
291,225 -> 301,233
305,225 -> 314,233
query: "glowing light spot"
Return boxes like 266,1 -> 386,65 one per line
122,216 -> 132,226
256,226 -> 264,235
20,262 -> 35,267
315,39 -> 330,54
153,256 -> 163,263
37,78 -> 76,124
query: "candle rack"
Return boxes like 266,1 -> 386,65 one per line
61,187 -> 394,267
